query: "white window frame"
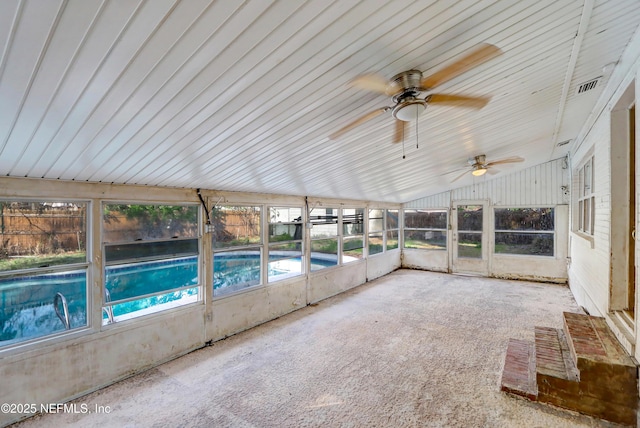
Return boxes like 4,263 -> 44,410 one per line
0,199 -> 91,351
211,204 -> 263,298
309,206 -> 340,271
267,205 -> 304,282
403,209 -> 448,251
386,209 -> 400,251
102,202 -> 201,324
341,207 -> 365,264
576,155 -> 595,236
493,207 -> 555,257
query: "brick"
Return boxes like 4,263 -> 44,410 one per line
500,338 -> 537,401
501,312 -> 639,425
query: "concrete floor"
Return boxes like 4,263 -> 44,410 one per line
12,270 -> 622,427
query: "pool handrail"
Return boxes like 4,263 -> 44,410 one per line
103,288 -> 114,324
53,292 -> 71,330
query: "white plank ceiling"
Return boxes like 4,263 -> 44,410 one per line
0,0 -> 639,203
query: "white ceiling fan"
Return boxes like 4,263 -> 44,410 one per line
329,43 -> 503,143
451,154 -> 525,182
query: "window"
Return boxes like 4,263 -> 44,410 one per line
577,156 -> 595,235
102,204 -> 199,323
368,208 -> 399,254
494,208 -> 554,256
386,209 -> 399,250
404,209 -> 447,250
0,201 -> 88,347
310,207 -> 339,270
342,208 -> 364,263
268,206 -> 303,282
368,209 -> 384,255
212,205 -> 262,296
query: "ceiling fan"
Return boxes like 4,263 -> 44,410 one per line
329,43 -> 503,143
451,154 -> 524,182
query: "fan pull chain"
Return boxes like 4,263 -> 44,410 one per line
415,109 -> 419,149
402,122 -> 406,159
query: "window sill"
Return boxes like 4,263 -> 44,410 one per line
402,247 -> 447,252
571,230 -> 595,249
101,298 -> 204,331
0,326 -> 94,361
492,253 -> 556,259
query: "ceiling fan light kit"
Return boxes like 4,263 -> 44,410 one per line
392,97 -> 427,121
471,167 -> 487,176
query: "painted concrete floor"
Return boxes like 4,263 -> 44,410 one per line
12,270 -> 624,427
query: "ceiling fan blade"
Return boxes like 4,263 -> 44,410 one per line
392,119 -> 406,144
451,169 -> 469,183
329,108 -> 388,140
486,156 -> 524,167
421,43 -> 503,90
428,94 -> 490,109
351,74 -> 398,95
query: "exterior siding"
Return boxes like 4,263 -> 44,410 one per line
566,25 -> 640,359
569,116 -> 611,316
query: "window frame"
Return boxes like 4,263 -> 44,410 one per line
341,207 -> 365,264
403,209 -> 448,251
0,199 -> 91,350
367,208 -> 401,254
211,204 -> 263,298
386,209 -> 400,251
309,206 -> 340,271
101,202 -> 201,324
267,205 -> 305,283
367,208 -> 385,256
493,207 -> 555,258
573,154 -> 595,239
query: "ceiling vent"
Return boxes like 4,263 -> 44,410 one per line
576,77 -> 601,95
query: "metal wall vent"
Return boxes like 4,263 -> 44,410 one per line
576,77 -> 601,95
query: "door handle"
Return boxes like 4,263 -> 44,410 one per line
633,229 -> 636,240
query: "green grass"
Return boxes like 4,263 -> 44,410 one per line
457,242 -> 481,258
494,243 -> 553,256
404,240 -> 446,250
0,252 -> 86,271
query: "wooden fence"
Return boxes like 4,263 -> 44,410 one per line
0,208 -> 85,257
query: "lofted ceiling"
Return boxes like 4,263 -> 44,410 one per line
0,0 -> 639,203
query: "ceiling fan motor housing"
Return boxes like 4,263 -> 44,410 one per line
390,69 -> 423,93
469,154 -> 486,166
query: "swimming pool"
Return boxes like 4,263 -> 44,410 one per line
0,253 -> 338,344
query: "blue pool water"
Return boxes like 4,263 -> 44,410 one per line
1,253 -> 337,345
0,270 -> 87,343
